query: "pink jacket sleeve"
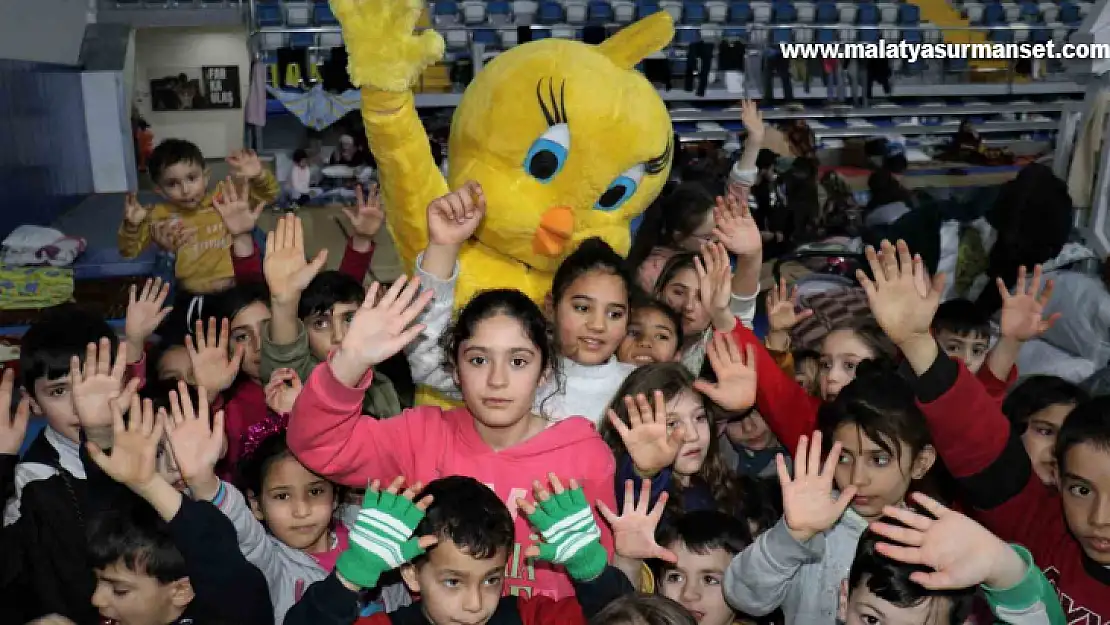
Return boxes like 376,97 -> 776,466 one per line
287,360 -> 421,487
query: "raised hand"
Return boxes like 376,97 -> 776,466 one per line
71,339 -> 130,430
713,193 -> 762,257
87,394 -> 164,494
338,476 -> 437,589
333,276 -> 434,379
164,380 -> 225,500
606,391 -> 685,477
998,265 -> 1061,342
265,368 -> 303,415
186,318 -> 244,396
331,0 -> 444,91
125,278 -> 173,353
857,240 -> 946,346
427,181 -> 486,247
518,475 -> 608,582
150,220 -> 196,251
740,99 -> 764,144
345,183 -> 387,241
123,193 -> 150,227
695,241 -> 734,330
226,149 -> 264,179
213,177 -> 265,236
693,332 -> 758,412
0,369 -> 31,455
779,432 -> 856,543
264,213 -> 328,304
597,479 -> 678,563
869,492 -> 1025,590
766,277 -> 814,334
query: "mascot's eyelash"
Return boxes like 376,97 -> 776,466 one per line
536,77 -> 568,127
645,138 -> 673,176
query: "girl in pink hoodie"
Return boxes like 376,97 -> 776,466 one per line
287,185 -> 618,602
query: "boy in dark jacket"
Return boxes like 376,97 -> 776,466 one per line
2,307 -> 129,623
82,392 -> 273,625
286,476 -> 674,625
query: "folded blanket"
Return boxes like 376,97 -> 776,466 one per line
0,265 -> 74,310
2,225 -> 86,267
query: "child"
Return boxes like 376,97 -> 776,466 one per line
654,510 -> 755,625
287,148 -> 313,206
602,338 -> 755,519
719,410 -> 787,479
591,595 -> 698,625
285,474 -> 667,625
260,214 -> 402,418
859,239 -> 1110,619
194,284 -> 272,478
4,309 -> 131,623
653,240 -> 761,375
288,274 -> 618,599
630,101 -> 765,294
119,142 -> 278,294
931,298 -> 992,374
408,183 -> 636,424
83,394 -> 273,624
617,295 -> 683,366
858,492 -> 1065,624
724,364 -> 937,624
1001,375 -> 1087,487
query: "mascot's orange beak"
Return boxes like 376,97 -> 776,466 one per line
533,206 -> 574,257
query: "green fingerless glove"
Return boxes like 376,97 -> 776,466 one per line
337,489 -> 428,589
525,486 -> 607,582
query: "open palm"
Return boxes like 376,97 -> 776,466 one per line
766,277 -> 813,333
694,332 -> 758,412
164,381 -> 225,497
340,275 -> 434,369
607,391 -> 684,476
214,177 -> 263,236
264,214 -> 328,303
779,432 -> 856,542
186,318 -> 244,395
71,339 -> 128,429
857,240 -> 945,346
713,195 -> 762,257
89,396 -> 163,492
598,479 -> 677,563
998,265 -> 1059,341
695,242 -> 733,314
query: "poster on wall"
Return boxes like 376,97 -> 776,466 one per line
149,66 -> 241,111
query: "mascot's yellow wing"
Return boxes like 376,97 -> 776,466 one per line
363,92 -> 449,272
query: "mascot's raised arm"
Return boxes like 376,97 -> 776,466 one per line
334,0 -> 676,306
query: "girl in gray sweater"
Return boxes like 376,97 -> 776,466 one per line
723,363 -> 937,625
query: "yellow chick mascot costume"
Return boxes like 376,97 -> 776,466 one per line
333,0 -> 674,406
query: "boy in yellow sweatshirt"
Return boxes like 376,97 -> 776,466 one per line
118,139 -> 279,294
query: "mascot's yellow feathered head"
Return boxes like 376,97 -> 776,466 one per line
447,14 -> 675,273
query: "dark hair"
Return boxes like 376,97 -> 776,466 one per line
652,252 -> 698,313
149,138 -> 205,185
866,168 -> 912,213
443,288 -> 556,378
823,319 -> 900,363
20,305 -> 117,396
734,474 -> 785,536
1054,396 -> 1110,474
1002,375 -> 1086,433
299,271 -> 365,320
627,182 -> 716,273
412,476 -> 514,564
655,510 -> 751,563
590,594 -> 697,625
205,282 -> 271,325
237,431 -> 293,496
817,360 -> 933,467
756,148 -> 778,171
930,298 -> 991,339
292,148 -> 308,163
601,363 -> 739,515
139,377 -> 203,419
551,237 -> 633,308
88,505 -> 187,584
883,153 -> 909,175
793,348 -> 821,364
849,529 -> 974,624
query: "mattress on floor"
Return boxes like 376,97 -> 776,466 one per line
72,245 -> 158,280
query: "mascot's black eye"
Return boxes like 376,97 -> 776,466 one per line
528,150 -> 560,181
597,185 -> 628,209
523,123 -> 570,184
594,169 -> 642,212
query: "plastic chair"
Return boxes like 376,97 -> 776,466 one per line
855,1 -> 879,24
677,25 -> 702,41
817,27 -> 837,42
1059,1 -> 1081,25
772,1 -> 797,23
513,0 -> 538,23
588,0 -> 615,22
473,28 -> 500,46
684,0 -> 708,23
537,0 -> 565,23
989,27 -> 1014,41
433,0 -> 460,25
705,0 -> 729,22
289,32 -> 316,47
461,0 -> 488,24
637,0 -> 661,17
286,2 -> 310,26
728,0 -> 753,22
255,3 -> 284,26
611,0 -> 636,22
487,0 -> 512,24
815,0 -> 838,23
897,2 -> 920,24
981,2 -> 1006,24
313,1 -> 338,25
858,26 -> 881,41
